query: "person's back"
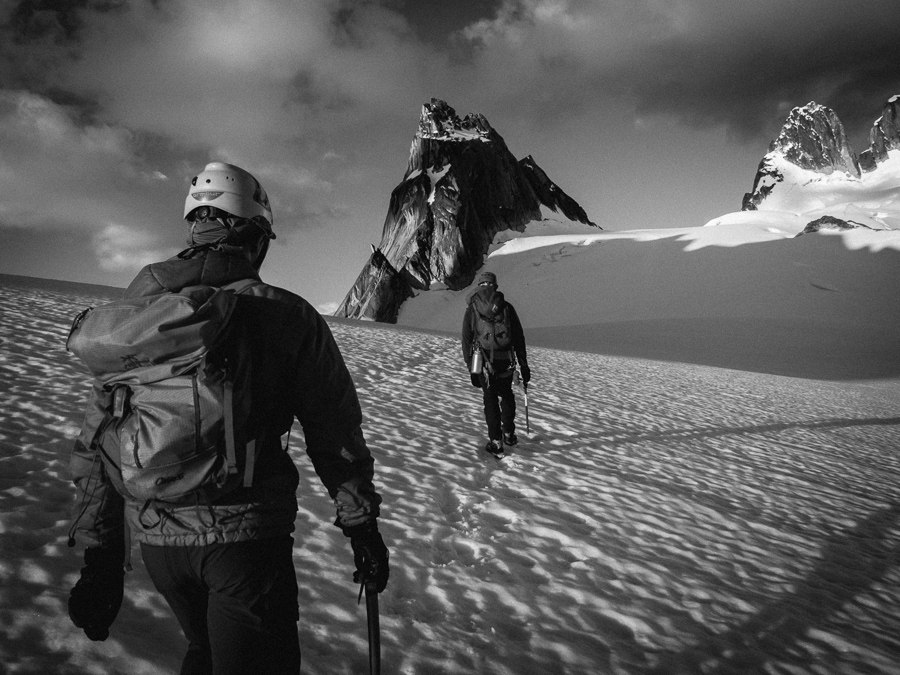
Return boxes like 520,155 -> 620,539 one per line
67,163 -> 388,674
462,271 -> 531,456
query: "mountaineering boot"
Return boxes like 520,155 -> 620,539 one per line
484,439 -> 504,456
502,431 -> 518,446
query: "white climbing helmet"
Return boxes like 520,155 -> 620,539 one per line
184,162 -> 274,237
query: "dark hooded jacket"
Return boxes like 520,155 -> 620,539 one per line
461,285 -> 528,373
69,250 -> 380,548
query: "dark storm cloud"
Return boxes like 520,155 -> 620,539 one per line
622,2 -> 900,143
7,0 -> 91,42
461,0 -> 900,146
1,1 -> 125,111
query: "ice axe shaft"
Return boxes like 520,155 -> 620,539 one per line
365,581 -> 381,675
524,382 -> 530,433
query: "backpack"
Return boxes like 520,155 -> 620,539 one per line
470,291 -> 514,357
66,281 -> 258,505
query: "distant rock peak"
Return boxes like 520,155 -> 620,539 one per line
859,96 -> 900,170
417,98 -> 493,143
744,95 -> 900,211
338,98 -> 598,322
768,101 -> 859,176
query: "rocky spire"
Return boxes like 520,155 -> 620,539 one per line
743,101 -> 860,210
859,95 -> 900,171
769,102 -> 859,175
337,98 -> 598,322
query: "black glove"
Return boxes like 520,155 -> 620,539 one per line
69,547 -> 124,641
470,373 -> 482,388
344,523 -> 389,593
520,363 -> 531,384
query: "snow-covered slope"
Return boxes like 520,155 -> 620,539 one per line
2,278 -> 900,674
397,154 -> 900,381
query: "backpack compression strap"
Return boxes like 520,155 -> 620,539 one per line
221,278 -> 261,489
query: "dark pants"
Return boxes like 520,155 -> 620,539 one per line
141,536 -> 301,675
481,370 -> 516,441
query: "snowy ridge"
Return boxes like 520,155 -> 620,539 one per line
1,279 -> 898,673
398,213 -> 900,380
751,151 -> 900,228
489,205 -> 602,250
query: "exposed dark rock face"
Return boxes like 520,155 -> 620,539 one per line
338,248 -> 415,324
796,215 -> 870,237
743,101 -> 859,211
771,103 -> 859,176
519,155 -> 595,225
858,95 -> 900,171
337,98 -> 598,322
741,156 -> 783,212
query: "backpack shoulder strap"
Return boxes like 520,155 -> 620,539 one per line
219,277 -> 263,488
222,278 -> 260,295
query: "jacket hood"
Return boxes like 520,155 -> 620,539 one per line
468,285 -> 506,314
124,250 -> 261,298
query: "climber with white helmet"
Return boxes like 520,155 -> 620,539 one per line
67,161 -> 389,673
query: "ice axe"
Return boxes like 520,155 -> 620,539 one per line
357,579 -> 381,674
523,381 -> 530,434
516,368 -> 530,434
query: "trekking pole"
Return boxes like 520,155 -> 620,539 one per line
358,579 -> 381,674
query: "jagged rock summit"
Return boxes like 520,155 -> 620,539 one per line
859,94 -> 900,170
771,103 -> 859,176
337,98 -> 598,323
742,102 -> 859,211
742,96 -> 900,218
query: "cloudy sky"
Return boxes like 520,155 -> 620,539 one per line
2,0 -> 899,310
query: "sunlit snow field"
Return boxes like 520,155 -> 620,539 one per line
1,275 -> 898,674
